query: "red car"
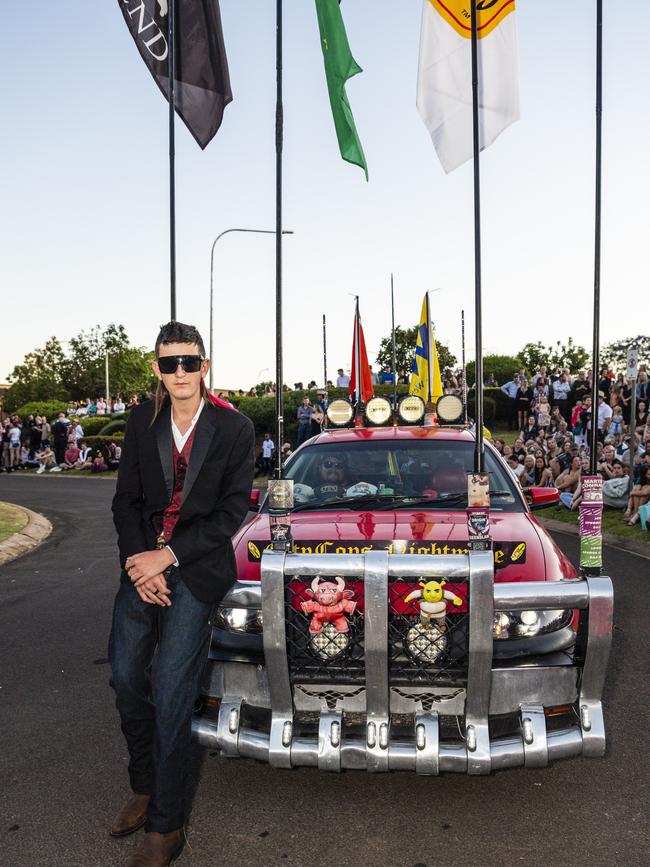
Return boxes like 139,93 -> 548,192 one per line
193,424 -> 613,774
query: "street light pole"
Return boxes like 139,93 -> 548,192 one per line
209,228 -> 294,392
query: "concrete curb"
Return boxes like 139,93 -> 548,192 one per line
0,503 -> 53,566
538,516 -> 650,560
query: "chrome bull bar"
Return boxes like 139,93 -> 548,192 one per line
192,551 -> 614,774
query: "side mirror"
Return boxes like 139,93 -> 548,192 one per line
249,488 -> 261,512
528,486 -> 560,510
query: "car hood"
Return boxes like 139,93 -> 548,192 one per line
233,508 -> 576,583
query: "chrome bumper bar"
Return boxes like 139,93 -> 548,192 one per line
192,551 -> 613,773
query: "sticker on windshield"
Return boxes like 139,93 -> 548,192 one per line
247,539 -> 526,568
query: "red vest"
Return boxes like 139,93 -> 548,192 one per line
162,428 -> 197,542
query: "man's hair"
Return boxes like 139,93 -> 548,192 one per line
155,321 -> 206,358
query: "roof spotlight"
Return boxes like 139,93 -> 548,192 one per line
436,394 -> 464,424
326,398 -> 354,427
364,396 -> 392,426
397,395 -> 425,424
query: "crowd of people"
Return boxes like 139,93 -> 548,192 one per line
1,411 -> 121,475
492,362 -> 650,525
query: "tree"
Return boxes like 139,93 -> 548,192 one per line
518,338 -> 589,375
60,324 -> 155,399
376,325 -> 456,375
4,337 -> 68,413
466,354 -> 521,387
4,325 -> 156,413
601,336 -> 650,372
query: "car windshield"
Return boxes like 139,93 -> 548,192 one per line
278,439 -> 522,512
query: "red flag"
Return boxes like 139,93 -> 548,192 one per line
350,310 -> 374,403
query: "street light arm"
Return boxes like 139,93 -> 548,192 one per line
209,228 -> 294,391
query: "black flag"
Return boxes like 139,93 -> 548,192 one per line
118,0 -> 232,149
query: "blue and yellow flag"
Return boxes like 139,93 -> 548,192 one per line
409,294 -> 443,403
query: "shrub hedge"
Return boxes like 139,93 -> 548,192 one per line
98,419 -> 127,435
11,401 -> 68,420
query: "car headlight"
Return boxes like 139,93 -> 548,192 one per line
213,606 -> 263,634
492,609 -> 572,640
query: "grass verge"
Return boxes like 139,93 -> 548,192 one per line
0,502 -> 29,543
536,504 -> 649,543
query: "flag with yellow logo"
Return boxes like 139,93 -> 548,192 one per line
409,294 -> 443,403
417,0 -> 519,173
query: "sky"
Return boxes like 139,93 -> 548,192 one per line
1,1 -> 648,390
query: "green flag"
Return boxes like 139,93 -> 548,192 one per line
315,0 -> 368,179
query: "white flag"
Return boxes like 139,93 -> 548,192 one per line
417,0 -> 520,173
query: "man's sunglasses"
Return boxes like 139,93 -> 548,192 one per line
322,459 -> 344,469
157,355 -> 204,374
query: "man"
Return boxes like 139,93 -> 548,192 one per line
380,364 -> 395,384
296,396 -> 313,447
368,365 -> 378,385
596,393 -> 613,440
109,321 -> 254,866
335,368 -> 350,388
552,373 -> 571,420
570,370 -> 591,407
50,412 -> 70,466
500,374 -> 520,431
261,432 -> 274,476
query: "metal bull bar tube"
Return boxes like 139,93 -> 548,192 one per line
192,551 -> 613,773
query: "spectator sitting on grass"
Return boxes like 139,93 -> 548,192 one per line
19,445 -> 40,470
555,456 -> 581,495
107,442 -> 121,470
91,450 -> 108,473
36,445 -> 58,474
602,463 -> 630,510
76,442 -> 94,470
559,458 -> 591,509
60,443 -> 80,471
623,464 -> 650,525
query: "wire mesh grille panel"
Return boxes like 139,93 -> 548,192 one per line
285,575 -> 470,687
285,577 -> 365,684
388,579 -> 469,686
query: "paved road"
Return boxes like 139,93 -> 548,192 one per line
1,475 -> 648,867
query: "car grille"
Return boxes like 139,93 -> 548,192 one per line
285,576 -> 469,686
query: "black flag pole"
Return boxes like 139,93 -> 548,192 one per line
589,0 -> 603,476
391,274 -> 397,409
470,0 -> 484,472
274,0 -> 284,479
354,295 -> 362,409
462,309 -> 468,424
168,0 -> 177,320
323,314 -> 328,401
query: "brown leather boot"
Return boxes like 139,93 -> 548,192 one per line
124,830 -> 184,866
109,793 -> 151,838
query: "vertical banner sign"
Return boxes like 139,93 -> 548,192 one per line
626,349 -> 639,382
466,472 -> 491,552
579,476 -> 603,570
267,479 -> 294,552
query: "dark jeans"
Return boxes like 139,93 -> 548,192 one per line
262,456 -> 273,476
108,569 -> 213,833
296,422 -> 311,447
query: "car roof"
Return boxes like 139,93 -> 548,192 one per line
307,426 -> 478,445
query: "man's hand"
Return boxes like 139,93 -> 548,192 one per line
134,572 -> 172,607
126,548 -> 176,586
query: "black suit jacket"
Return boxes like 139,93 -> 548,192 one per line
112,399 -> 255,603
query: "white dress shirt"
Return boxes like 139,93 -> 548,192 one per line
172,399 -> 204,452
